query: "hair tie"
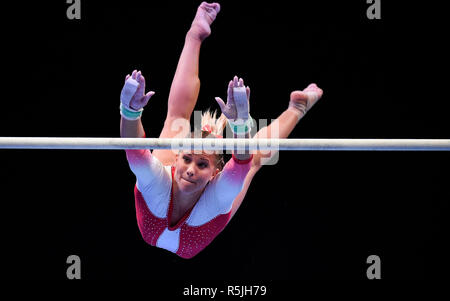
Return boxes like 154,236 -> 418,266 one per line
201,125 -> 223,139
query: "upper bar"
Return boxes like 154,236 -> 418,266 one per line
0,137 -> 449,151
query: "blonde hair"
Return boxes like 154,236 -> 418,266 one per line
200,109 -> 227,137
185,109 -> 227,170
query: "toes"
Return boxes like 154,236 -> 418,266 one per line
317,89 -> 324,97
291,83 -> 323,106
205,2 -> 220,13
201,2 -> 216,12
305,83 -> 322,95
202,2 -> 220,10
290,91 -> 308,102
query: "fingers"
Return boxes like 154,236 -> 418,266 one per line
227,80 -> 234,101
126,69 -> 156,103
215,97 -> 226,112
142,91 -> 156,107
233,76 -> 239,87
126,70 -> 139,83
131,70 -> 146,99
131,70 -> 143,82
128,69 -> 147,86
229,75 -> 251,105
231,75 -> 250,100
232,75 -> 245,87
137,74 -> 146,93
135,83 -> 144,98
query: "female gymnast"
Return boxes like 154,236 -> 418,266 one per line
119,2 -> 323,259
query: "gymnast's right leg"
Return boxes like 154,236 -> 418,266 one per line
152,2 -> 221,166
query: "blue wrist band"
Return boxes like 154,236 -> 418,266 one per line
228,116 -> 254,135
120,103 -> 143,120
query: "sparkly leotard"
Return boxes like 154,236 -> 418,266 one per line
125,148 -> 252,259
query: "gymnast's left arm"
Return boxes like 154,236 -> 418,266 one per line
210,76 -> 254,205
215,76 -> 253,161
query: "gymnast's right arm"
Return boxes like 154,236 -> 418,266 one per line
120,70 -> 154,138
119,70 -> 160,191
120,116 -> 146,138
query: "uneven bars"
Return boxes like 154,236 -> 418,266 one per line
0,137 -> 449,151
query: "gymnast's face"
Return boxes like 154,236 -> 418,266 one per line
175,151 -> 219,193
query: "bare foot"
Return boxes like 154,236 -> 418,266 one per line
289,83 -> 323,114
189,2 -> 221,41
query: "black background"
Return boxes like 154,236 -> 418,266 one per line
2,0 -> 449,289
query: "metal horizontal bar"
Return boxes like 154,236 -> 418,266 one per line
0,137 -> 449,151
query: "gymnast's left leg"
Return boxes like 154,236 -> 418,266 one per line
152,2 -> 221,165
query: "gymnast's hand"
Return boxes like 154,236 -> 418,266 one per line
120,70 -> 156,111
215,76 -> 251,121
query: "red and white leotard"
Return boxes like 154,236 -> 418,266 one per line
125,148 -> 252,259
